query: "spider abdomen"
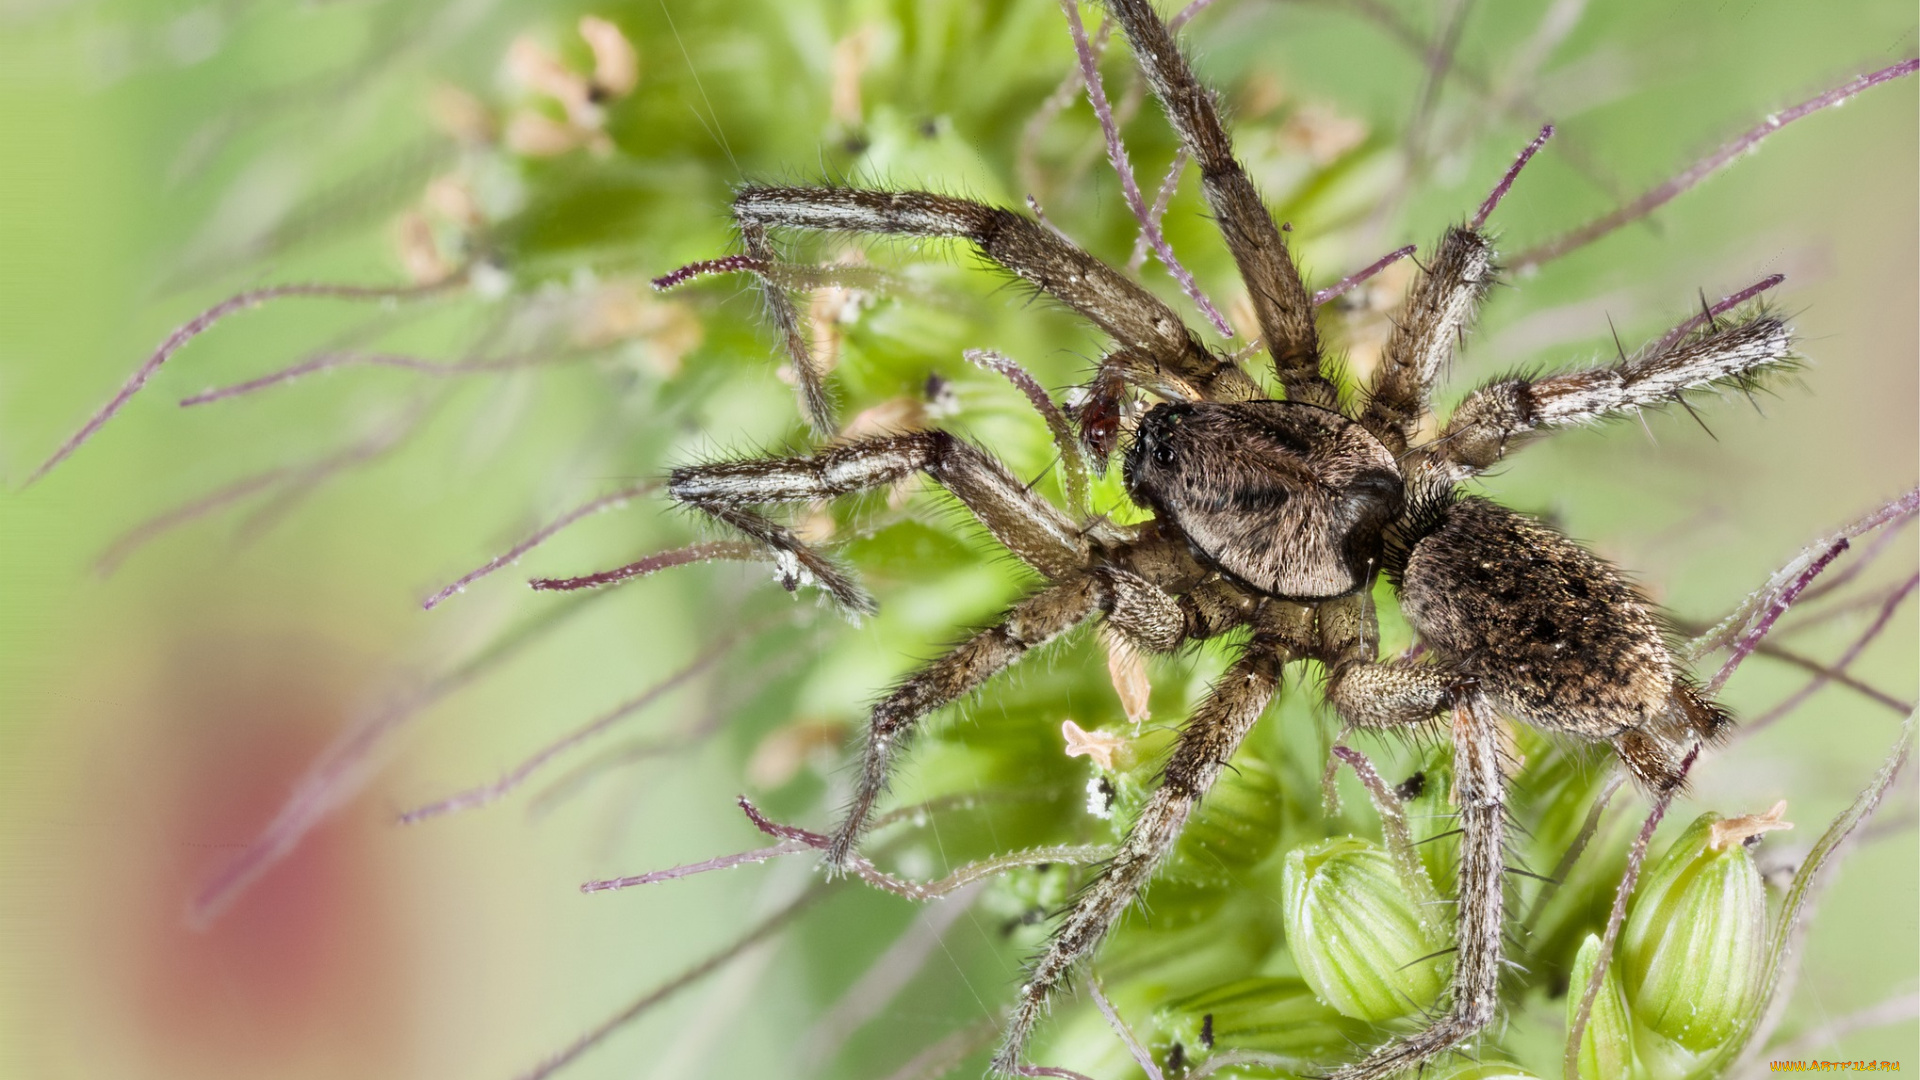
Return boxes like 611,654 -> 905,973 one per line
1397,496 -> 1676,739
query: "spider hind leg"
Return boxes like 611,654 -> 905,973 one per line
1325,698 -> 1508,1080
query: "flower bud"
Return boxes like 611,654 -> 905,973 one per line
1566,933 -> 1636,1080
1620,808 -> 1778,1056
1152,977 -> 1370,1072
1281,836 -> 1447,1022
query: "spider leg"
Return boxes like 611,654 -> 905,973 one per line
1317,588 -> 1468,734
1100,0 -> 1334,408
1431,309 -> 1792,479
836,558 -> 1207,868
734,215 -> 838,433
992,599 -> 1314,1074
669,430 -> 1091,614
831,574 -> 1106,868
1326,698 -> 1507,1080
1357,227 -> 1496,452
733,187 -> 1257,407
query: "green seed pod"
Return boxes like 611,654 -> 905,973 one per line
1620,810 -> 1774,1055
1281,836 -> 1447,1022
1566,933 -> 1637,1080
1152,977 -> 1372,1073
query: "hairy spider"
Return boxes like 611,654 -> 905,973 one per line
658,1 -> 1795,1075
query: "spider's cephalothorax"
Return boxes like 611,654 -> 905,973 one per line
1123,401 -> 1405,600
665,0 -> 1791,1074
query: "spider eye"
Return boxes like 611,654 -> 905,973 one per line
1152,441 -> 1177,466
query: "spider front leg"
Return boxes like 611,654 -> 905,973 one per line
669,430 -> 1090,614
1357,227 -> 1496,453
992,599 -> 1314,1074
835,551 -> 1210,868
1434,308 -> 1793,479
1101,0 -> 1333,408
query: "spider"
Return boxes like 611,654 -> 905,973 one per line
662,1 -> 1795,1074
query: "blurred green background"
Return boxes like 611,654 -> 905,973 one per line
0,1 -> 1914,1078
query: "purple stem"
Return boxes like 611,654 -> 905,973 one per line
1709,540 -> 1850,695
514,888 -> 826,1080
97,418 -> 415,576
650,255 -> 891,295
1024,193 -> 1077,243
1058,0 -> 1233,338
1087,975 -> 1164,1080
1167,0 -> 1217,32
28,275 -> 463,484
1702,486 -> 1920,695
876,1021 -> 1001,1080
1312,245 -> 1418,307
422,482 -> 657,610
964,349 -> 1090,510
527,540 -> 763,592
1643,273 -> 1786,358
1470,123 -> 1554,230
580,840 -> 811,892
736,797 -> 1104,902
398,632 -> 743,825
94,466 -> 293,576
189,589 -> 604,927
1331,745 -> 1439,913
1515,59 -> 1920,270
651,254 -> 770,291
1019,16 -> 1113,193
181,349 -> 564,407
800,883 -> 986,1072
231,416 -> 418,543
1128,148 -> 1192,273
1800,514 -> 1915,604
1522,770 -> 1629,934
1742,572 -> 1918,736
1564,749 -> 1695,1080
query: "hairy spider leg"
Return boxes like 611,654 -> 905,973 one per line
826,543 -> 1235,868
993,599 -> 1315,1074
735,215 -> 837,434
1101,0 -> 1333,408
1357,126 -> 1556,453
731,187 -> 1258,425
1358,227 -> 1497,454
1315,589 -> 1513,1079
836,574 -> 1108,869
1432,311 -> 1793,479
669,429 -> 1092,615
1327,698 -> 1508,1080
